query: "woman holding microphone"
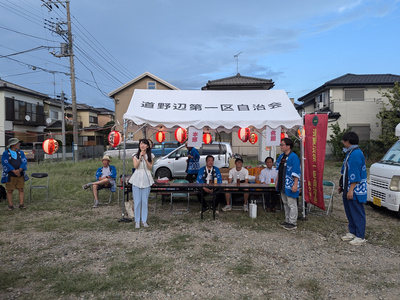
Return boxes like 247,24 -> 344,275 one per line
129,139 -> 154,229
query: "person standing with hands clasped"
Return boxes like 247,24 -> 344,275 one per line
338,131 -> 368,246
1,138 -> 28,210
128,139 -> 154,229
276,138 -> 301,230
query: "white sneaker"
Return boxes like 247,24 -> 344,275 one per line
135,222 -> 140,229
92,201 -> 99,208
349,237 -> 366,246
243,205 -> 249,212
341,233 -> 356,241
141,222 -> 149,228
221,205 -> 232,212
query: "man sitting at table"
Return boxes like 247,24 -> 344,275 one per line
221,158 -> 249,212
259,156 -> 279,212
196,155 -> 223,213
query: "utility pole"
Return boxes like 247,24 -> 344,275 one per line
65,0 -> 79,161
60,90 -> 67,161
44,0 -> 79,161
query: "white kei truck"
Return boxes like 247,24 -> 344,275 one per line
367,123 -> 400,217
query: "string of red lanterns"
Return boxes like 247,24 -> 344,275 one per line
155,131 -> 166,143
108,130 -> 121,148
203,133 -> 212,144
238,127 -> 250,142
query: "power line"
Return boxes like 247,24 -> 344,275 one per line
0,24 -> 54,42
0,46 -> 48,58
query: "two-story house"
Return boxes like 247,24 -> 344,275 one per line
297,74 -> 400,141
202,73 -> 276,160
108,71 -> 179,140
65,103 -> 106,146
0,79 -> 47,152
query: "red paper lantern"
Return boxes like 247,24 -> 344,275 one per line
203,133 -> 212,144
42,138 -> 59,155
174,127 -> 187,143
156,131 -> 165,143
249,133 -> 258,144
108,130 -> 121,147
280,132 -> 288,141
238,127 -> 250,142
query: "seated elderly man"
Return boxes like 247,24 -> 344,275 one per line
83,155 -> 117,208
222,158 -> 249,212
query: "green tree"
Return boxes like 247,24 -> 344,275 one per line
377,82 -> 400,150
328,122 -> 350,160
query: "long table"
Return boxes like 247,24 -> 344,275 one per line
151,182 -> 278,219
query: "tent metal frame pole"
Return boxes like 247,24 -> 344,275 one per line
301,113 -> 306,220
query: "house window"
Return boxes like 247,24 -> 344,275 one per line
50,110 -> 59,119
348,124 -> 370,141
147,81 -> 156,89
345,89 -> 364,101
89,116 -> 98,124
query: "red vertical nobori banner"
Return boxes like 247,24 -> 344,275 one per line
304,114 -> 328,210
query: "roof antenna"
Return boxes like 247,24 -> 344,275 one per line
234,52 -> 243,75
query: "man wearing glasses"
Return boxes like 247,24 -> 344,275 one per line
276,138 -> 301,230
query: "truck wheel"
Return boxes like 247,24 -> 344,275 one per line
156,168 -> 172,180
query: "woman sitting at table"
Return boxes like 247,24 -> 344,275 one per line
196,155 -> 223,213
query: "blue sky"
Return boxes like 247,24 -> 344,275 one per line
1,0 -> 399,110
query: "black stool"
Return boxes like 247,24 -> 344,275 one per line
29,173 -> 49,202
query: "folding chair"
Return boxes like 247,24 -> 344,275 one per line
308,180 -> 335,216
95,184 -> 114,204
170,179 -> 190,214
29,173 -> 49,202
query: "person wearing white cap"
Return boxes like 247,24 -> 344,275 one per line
82,155 -> 117,208
1,138 -> 28,210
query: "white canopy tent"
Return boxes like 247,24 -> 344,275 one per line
118,89 -> 304,221
123,89 -> 302,132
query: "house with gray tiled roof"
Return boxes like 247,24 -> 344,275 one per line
202,73 -> 275,90
297,73 -> 400,141
0,79 -> 49,152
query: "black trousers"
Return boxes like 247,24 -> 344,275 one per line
264,192 -> 279,208
197,191 -> 225,209
185,173 -> 198,183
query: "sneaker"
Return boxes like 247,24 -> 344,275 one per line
279,221 -> 289,227
92,201 -> 99,208
82,184 -> 90,190
283,223 -> 297,230
349,237 -> 366,246
141,222 -> 149,228
19,204 -> 26,209
243,205 -> 249,212
135,222 -> 140,229
221,205 -> 232,212
341,233 -> 356,241
7,205 -> 14,211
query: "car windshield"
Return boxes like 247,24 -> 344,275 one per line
380,140 -> 400,164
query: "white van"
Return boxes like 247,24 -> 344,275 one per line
367,123 -> 400,217
152,142 -> 233,179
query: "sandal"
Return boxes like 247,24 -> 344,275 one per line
8,205 -> 14,211
19,204 -> 26,209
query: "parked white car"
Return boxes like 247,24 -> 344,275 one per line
152,142 -> 233,179
103,141 -> 139,159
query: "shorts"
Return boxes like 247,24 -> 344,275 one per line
6,176 -> 25,191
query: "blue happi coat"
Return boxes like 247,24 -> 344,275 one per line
1,149 -> 28,184
341,146 -> 367,203
276,151 -> 301,198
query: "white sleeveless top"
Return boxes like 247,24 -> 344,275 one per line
128,153 -> 155,188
